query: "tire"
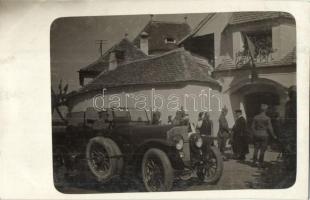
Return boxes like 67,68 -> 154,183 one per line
197,146 -> 223,184
107,139 -> 124,175
86,137 -> 123,183
142,148 -> 174,192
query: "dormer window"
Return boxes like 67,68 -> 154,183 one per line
236,29 -> 274,67
246,30 -> 273,61
165,37 -> 176,44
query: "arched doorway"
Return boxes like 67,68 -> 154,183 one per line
228,78 -> 287,125
244,92 -> 280,123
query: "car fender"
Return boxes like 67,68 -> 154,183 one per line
133,139 -> 184,170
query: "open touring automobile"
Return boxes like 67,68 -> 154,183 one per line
52,107 -> 223,192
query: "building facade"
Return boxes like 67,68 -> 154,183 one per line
68,12 -> 296,135
181,12 -> 296,127
68,48 -> 221,131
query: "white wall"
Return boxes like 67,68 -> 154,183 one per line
272,23 -> 296,60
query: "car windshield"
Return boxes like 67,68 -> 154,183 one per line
100,108 -> 149,122
127,108 -> 149,122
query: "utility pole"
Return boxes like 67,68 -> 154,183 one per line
96,39 -> 107,57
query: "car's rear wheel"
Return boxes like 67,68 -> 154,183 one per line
142,148 -> 174,192
197,146 -> 223,184
86,137 -> 123,183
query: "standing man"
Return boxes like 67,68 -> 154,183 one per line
218,107 -> 230,158
196,112 -> 204,131
173,106 -> 186,125
252,104 -> 277,167
232,109 -> 249,161
152,109 -> 161,125
199,112 -> 213,136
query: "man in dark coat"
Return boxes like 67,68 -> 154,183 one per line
200,112 -> 213,136
232,109 -> 249,160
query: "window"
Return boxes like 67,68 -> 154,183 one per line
165,37 -> 176,44
246,30 -> 273,61
236,29 -> 274,67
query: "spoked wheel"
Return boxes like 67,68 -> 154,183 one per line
86,137 -> 123,183
89,143 -> 111,175
142,148 -> 173,192
197,146 -> 223,184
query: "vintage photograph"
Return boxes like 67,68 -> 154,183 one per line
51,12 -> 297,193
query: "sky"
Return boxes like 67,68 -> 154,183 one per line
50,13 -> 208,92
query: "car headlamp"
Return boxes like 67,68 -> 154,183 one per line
195,136 -> 203,148
174,136 -> 184,150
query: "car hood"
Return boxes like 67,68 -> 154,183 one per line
114,124 -> 188,146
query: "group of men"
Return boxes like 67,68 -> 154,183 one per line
152,106 -> 189,126
152,86 -> 296,168
197,104 -> 278,167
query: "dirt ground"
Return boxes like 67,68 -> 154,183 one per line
54,146 -> 296,194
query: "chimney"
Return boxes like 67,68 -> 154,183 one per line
109,50 -> 117,71
140,31 -> 149,55
184,16 -> 188,23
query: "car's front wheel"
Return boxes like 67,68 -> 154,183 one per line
196,146 -> 223,184
142,148 -> 174,192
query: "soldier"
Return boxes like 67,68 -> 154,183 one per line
251,104 -> 277,167
217,107 -> 230,158
231,109 -> 249,161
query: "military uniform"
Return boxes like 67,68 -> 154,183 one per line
252,111 -> 274,164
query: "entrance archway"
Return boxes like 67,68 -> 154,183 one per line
228,78 -> 287,125
244,92 -> 280,124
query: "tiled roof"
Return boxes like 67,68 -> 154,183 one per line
79,48 -> 220,93
215,47 -> 296,71
79,38 -> 147,73
229,12 -> 294,25
133,21 -> 191,53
